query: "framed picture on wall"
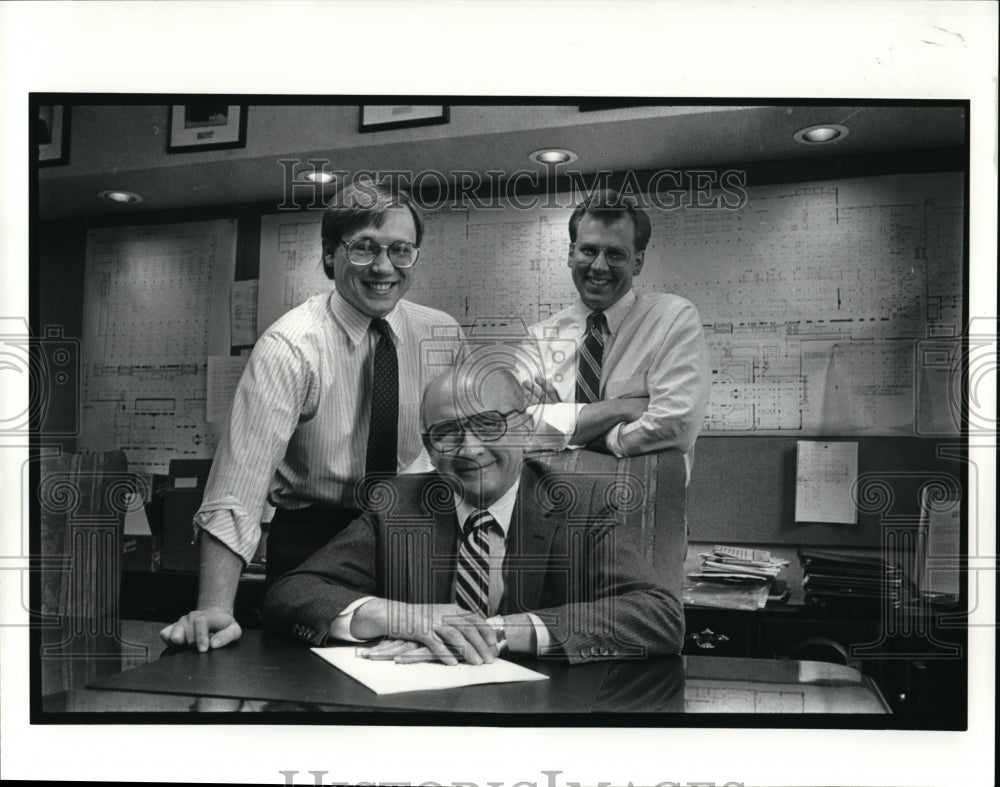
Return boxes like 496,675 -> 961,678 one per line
167,104 -> 247,153
358,104 -> 449,133
37,104 -> 70,166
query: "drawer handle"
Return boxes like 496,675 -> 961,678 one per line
688,628 -> 730,649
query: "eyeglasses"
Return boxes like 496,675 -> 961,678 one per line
569,242 -> 634,268
424,409 -> 526,453
341,238 -> 420,268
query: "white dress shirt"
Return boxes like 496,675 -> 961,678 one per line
195,289 -> 462,564
522,289 -> 710,478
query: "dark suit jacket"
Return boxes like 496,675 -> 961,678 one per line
262,458 -> 685,663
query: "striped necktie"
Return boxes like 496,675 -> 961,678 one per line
365,318 -> 398,476
576,311 -> 607,404
455,510 -> 493,618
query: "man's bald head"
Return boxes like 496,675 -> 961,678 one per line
420,364 -> 530,508
421,365 -> 528,430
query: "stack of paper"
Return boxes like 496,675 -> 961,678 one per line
798,549 -> 903,609
688,545 -> 789,583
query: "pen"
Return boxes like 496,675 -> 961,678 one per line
361,646 -> 485,663
361,652 -> 404,661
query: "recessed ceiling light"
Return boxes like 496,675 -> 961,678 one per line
302,170 -> 335,184
793,124 -> 849,145
98,190 -> 143,204
529,148 -> 578,166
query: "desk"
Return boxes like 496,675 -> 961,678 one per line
680,542 -> 968,726
64,630 -> 889,716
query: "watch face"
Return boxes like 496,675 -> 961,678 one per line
487,616 -> 507,651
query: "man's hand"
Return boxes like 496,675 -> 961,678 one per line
351,600 -> 498,665
159,608 -> 243,653
573,396 -> 650,446
522,375 -> 560,406
358,638 -> 423,662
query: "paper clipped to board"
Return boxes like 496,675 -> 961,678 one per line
794,441 -> 858,525
311,646 -> 549,695
230,279 -> 259,346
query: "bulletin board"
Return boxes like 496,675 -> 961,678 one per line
686,436 -> 965,546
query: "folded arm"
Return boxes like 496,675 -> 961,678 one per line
610,302 -> 710,457
522,385 -> 649,453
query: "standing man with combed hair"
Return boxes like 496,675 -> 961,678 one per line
523,191 -> 710,477
161,181 -> 463,651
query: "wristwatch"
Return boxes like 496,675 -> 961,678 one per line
485,615 -> 508,654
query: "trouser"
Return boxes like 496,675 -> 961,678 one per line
265,505 -> 362,584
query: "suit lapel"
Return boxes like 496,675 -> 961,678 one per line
431,484 -> 458,604
504,463 -> 561,613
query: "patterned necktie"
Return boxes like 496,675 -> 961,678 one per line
576,311 -> 607,404
455,510 -> 493,618
365,318 -> 398,476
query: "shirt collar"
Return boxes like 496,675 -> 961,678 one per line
571,288 -> 636,337
603,289 -> 636,335
328,287 -> 406,347
454,479 -> 520,538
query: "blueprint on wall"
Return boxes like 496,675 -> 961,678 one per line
256,172 -> 963,436
78,220 -> 237,474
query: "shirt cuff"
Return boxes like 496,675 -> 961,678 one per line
328,596 -> 378,642
527,402 -> 585,452
604,422 -> 627,457
194,502 -> 260,566
526,612 -> 560,657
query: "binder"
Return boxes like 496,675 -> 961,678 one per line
798,548 -> 903,609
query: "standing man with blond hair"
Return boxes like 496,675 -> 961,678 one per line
523,190 -> 710,478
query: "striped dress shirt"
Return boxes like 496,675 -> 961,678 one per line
196,289 -> 463,564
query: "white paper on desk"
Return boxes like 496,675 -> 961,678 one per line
795,440 -> 858,524
206,355 -> 249,422
311,646 -> 549,695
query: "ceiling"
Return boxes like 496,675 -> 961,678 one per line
38,103 -> 966,219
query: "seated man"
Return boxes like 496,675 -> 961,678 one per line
262,364 -> 684,664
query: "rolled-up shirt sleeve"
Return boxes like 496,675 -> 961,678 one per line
194,332 -> 317,565
193,502 -> 260,567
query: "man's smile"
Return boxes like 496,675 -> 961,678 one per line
452,458 -> 497,474
363,280 -> 397,293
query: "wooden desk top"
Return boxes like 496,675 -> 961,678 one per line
75,630 -> 889,717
